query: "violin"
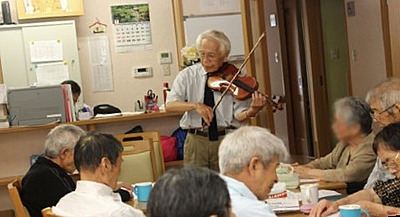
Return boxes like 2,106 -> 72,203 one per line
208,63 -> 283,111
207,32 -> 283,113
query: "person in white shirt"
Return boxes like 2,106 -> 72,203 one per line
218,126 -> 289,217
53,132 -> 144,217
363,78 -> 400,189
166,30 -> 267,171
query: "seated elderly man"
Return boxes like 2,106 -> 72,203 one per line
294,97 -> 376,194
364,78 -> 400,189
147,167 -> 235,217
53,132 -> 144,217
219,126 -> 289,217
21,125 -> 85,217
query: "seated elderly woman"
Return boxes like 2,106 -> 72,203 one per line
294,97 -> 376,193
310,123 -> 400,217
147,167 -> 235,217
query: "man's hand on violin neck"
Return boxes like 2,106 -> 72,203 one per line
194,103 -> 214,126
249,92 -> 267,113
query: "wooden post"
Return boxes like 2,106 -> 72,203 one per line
240,0 -> 258,126
171,0 -> 186,68
255,0 -> 275,133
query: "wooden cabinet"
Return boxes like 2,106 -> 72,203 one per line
15,0 -> 84,20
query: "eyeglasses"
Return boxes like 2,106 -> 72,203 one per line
382,152 -> 400,170
370,103 -> 397,119
199,51 -> 221,60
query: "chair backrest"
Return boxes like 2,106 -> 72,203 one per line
116,131 -> 165,179
42,207 -> 59,217
119,139 -> 158,184
7,177 -> 28,217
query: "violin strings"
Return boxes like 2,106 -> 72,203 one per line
212,32 -> 266,113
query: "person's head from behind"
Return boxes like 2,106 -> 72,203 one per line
44,125 -> 85,173
196,30 -> 231,73
332,97 -> 372,142
74,132 -> 123,190
373,123 -> 400,178
147,167 -> 235,217
366,78 -> 400,127
61,80 -> 81,105
219,126 -> 288,200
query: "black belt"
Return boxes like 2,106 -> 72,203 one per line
188,128 -> 226,137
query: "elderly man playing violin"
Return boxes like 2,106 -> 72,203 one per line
166,30 -> 267,171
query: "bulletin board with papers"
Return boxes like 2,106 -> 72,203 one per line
0,21 -> 82,89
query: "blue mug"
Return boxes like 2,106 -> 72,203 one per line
133,182 -> 152,202
339,205 -> 370,217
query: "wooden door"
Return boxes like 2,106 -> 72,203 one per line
278,0 -> 313,156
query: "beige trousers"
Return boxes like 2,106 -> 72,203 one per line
183,133 -> 224,172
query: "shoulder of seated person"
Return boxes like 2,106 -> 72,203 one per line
232,197 -> 275,216
24,164 -> 67,183
109,205 -> 145,217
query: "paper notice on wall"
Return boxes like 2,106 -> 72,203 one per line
200,0 -> 238,12
87,36 -> 114,92
0,84 -> 7,104
29,39 -> 64,63
35,62 -> 69,85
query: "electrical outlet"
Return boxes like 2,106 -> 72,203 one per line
162,65 -> 171,76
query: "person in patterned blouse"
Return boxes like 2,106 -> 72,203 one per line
310,123 -> 400,217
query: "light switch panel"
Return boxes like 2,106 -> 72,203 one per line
347,1 -> 355,17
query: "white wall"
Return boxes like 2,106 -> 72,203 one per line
345,0 -> 387,97
6,0 -> 180,112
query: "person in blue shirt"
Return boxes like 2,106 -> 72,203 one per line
218,126 -> 289,217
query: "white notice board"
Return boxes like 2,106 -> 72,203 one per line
184,14 -> 244,59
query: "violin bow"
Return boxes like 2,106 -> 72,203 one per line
212,32 -> 266,113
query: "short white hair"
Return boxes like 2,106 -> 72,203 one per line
44,125 -> 86,158
218,126 -> 289,174
196,30 -> 231,57
366,78 -> 400,109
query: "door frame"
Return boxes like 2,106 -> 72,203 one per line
380,0 -> 394,77
301,0 -> 331,157
275,0 -> 300,155
277,0 -> 331,157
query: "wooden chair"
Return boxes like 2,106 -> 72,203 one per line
116,131 -> 165,179
118,139 -> 158,184
7,177 -> 28,217
42,207 -> 59,217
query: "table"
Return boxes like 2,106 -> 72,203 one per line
126,181 -> 346,217
277,181 -> 347,217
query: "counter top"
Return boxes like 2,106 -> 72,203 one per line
0,111 -> 183,134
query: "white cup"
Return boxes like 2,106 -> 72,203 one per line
300,183 -> 318,205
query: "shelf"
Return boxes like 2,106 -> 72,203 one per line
0,111 -> 183,135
